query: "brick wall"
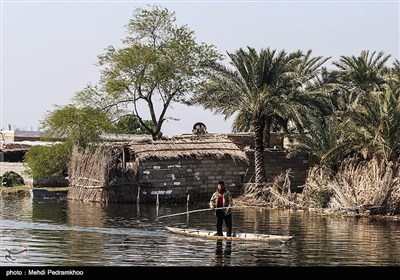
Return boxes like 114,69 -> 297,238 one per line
227,132 -> 283,149
134,150 -> 312,203
137,156 -> 250,203
265,150 -> 310,188
245,150 -> 313,190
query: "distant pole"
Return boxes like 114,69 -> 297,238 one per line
186,193 -> 190,208
136,186 -> 141,204
156,193 -> 159,205
156,203 -> 159,217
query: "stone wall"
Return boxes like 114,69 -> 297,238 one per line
137,156 -> 251,203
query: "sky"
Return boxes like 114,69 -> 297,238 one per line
1,0 -> 399,138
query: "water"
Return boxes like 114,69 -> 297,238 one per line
1,196 -> 400,266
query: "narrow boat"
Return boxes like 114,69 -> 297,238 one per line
166,226 -> 294,242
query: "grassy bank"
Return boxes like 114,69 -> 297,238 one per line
0,185 -> 32,197
0,186 -> 69,197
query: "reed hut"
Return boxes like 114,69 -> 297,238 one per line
68,135 -> 250,203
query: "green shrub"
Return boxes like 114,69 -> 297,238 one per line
1,171 -> 25,187
24,142 -> 71,179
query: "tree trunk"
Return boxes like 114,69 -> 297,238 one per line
253,117 -> 267,188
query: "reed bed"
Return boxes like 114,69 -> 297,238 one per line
302,157 -> 400,215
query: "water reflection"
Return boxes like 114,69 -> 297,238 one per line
1,197 -> 400,266
214,240 -> 232,266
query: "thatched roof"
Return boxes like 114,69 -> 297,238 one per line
0,142 -> 32,152
0,141 -> 58,153
109,135 -> 248,162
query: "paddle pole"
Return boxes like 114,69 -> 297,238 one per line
157,205 -> 255,219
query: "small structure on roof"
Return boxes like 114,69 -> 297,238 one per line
67,135 -> 250,203
192,122 -> 207,137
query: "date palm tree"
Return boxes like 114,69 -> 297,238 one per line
195,47 -> 327,187
390,59 -> 400,83
287,115 -> 343,171
320,52 -> 398,165
332,50 -> 391,108
337,81 -> 400,163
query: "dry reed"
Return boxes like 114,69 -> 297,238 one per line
302,157 -> 400,215
68,145 -> 137,203
235,169 -> 303,208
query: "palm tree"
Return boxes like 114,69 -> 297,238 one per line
393,60 -> 400,77
389,59 -> 400,83
336,81 -> 400,162
332,50 -> 391,107
317,51 -> 398,165
195,47 -> 327,187
287,115 -> 343,171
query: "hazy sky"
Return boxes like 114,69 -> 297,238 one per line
1,0 -> 399,137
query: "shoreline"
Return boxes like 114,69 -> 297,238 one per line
1,186 -> 399,221
0,186 -> 68,197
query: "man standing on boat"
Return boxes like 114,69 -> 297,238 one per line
209,180 -> 233,237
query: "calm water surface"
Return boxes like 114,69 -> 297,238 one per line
1,196 -> 399,266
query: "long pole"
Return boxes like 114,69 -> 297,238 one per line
157,205 -> 255,219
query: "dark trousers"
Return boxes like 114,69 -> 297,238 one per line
216,210 -> 232,237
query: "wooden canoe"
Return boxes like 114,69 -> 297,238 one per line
166,226 -> 294,242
